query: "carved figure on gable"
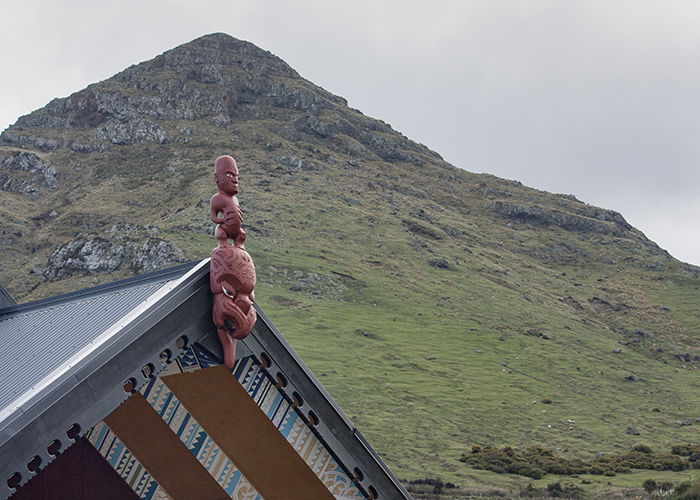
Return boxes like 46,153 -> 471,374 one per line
210,155 -> 246,248
209,155 -> 257,368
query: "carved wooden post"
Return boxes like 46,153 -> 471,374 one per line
209,155 -> 257,368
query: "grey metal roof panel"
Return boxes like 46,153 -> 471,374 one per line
0,263 -> 197,417
0,280 -> 169,411
0,261 -> 197,318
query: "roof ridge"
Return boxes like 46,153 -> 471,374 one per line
0,281 -> 161,324
0,261 -> 200,316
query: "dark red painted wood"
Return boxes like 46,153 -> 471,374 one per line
10,438 -> 139,500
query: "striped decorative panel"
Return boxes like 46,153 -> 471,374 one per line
86,342 -> 364,499
179,344 -> 364,499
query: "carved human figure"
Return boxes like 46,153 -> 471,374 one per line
210,155 -> 246,248
209,155 -> 257,368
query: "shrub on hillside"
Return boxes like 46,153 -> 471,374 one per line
643,479 -> 658,492
504,463 -> 544,479
403,477 -> 458,495
520,482 -> 584,499
462,444 -> 690,479
546,482 -> 584,499
672,444 -> 700,456
673,480 -> 700,500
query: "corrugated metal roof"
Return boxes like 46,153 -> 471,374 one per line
0,268 -> 190,412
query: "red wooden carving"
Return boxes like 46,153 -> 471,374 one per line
209,155 -> 257,368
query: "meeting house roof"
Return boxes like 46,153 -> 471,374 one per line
0,260 -> 410,500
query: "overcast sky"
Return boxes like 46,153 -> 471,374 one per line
2,0 -> 698,266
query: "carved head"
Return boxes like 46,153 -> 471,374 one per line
210,245 -> 257,341
214,155 -> 239,195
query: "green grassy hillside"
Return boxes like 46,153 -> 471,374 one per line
1,33 -> 699,495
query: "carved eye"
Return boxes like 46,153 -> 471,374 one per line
222,285 -> 235,298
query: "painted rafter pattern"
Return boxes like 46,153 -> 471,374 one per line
140,372 -> 260,499
86,343 -> 364,499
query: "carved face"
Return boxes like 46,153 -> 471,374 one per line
215,155 -> 239,195
210,245 -> 257,340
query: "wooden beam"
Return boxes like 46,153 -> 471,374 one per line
163,366 -> 335,500
104,393 -> 229,500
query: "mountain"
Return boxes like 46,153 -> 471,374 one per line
1,33 -> 699,491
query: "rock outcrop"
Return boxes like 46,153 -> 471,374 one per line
0,151 -> 58,198
491,201 -> 631,235
45,229 -> 185,279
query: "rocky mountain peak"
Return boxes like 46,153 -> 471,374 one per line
146,32 -> 301,79
1,32 -> 386,152
1,31 -> 433,165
